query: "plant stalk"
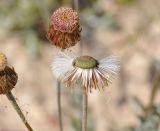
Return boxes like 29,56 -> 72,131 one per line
82,93 -> 88,131
72,0 -> 83,54
57,81 -> 63,131
148,73 -> 160,110
6,91 -> 33,131
73,0 -> 79,11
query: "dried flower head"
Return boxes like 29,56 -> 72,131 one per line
0,53 -> 8,71
0,53 -> 18,94
47,7 -> 81,49
52,52 -> 120,93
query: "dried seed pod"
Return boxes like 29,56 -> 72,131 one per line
47,7 -> 81,49
0,53 -> 33,130
0,66 -> 18,94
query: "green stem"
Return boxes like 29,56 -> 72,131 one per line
57,81 -> 63,131
82,93 -> 88,131
6,91 -> 33,131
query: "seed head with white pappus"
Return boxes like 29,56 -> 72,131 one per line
51,52 -> 120,93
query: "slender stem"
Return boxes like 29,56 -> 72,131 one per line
82,93 -> 88,131
148,73 -> 160,110
73,1 -> 87,130
6,91 -> 33,131
56,0 -> 66,130
72,0 -> 83,54
73,0 -> 79,11
57,81 -> 63,131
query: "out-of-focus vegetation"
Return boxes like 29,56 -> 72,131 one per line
115,0 -> 136,5
0,0 -> 56,56
0,0 -> 119,57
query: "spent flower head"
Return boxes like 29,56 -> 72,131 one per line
0,53 -> 33,130
52,52 -> 120,93
47,7 -> 81,49
0,53 -> 18,94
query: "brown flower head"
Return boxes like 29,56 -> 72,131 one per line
0,53 -> 18,94
47,7 -> 81,49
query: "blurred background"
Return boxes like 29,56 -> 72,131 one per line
0,0 -> 160,131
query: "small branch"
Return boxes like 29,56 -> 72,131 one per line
6,91 -> 33,131
57,81 -> 63,131
82,93 -> 88,131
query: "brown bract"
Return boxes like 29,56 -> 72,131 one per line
0,66 -> 18,94
47,7 -> 81,49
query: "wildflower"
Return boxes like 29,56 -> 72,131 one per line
0,53 -> 18,94
52,52 -> 120,93
47,7 -> 81,49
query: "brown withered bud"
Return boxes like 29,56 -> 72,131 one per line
0,53 -> 18,94
0,53 -> 33,130
47,7 -> 81,49
0,66 -> 18,94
